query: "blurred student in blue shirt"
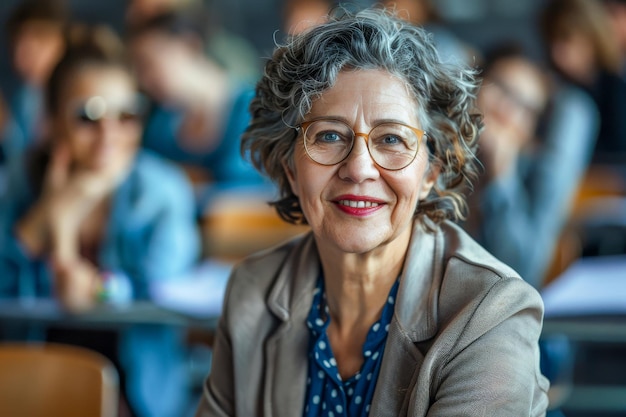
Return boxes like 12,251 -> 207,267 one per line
465,44 -> 597,289
0,24 -> 200,417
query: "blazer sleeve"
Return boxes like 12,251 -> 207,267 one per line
427,277 -> 550,417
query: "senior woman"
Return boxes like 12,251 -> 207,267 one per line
196,8 -> 549,417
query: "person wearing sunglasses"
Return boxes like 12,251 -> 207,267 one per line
0,25 -> 199,417
195,8 -> 549,417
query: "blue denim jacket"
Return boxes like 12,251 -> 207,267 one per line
0,149 -> 200,298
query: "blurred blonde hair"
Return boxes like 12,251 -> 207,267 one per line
541,0 -> 622,74
45,24 -> 130,115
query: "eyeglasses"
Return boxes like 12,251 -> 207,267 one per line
297,118 -> 427,170
490,77 -> 543,117
70,96 -> 144,126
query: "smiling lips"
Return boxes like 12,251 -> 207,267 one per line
338,199 -> 380,208
334,196 -> 385,216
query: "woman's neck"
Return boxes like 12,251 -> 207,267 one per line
317,228 -> 411,378
318,229 -> 410,331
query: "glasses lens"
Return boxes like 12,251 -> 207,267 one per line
304,120 -> 354,165
369,123 -> 420,170
75,108 -> 99,124
71,95 -> 144,126
73,106 -> 142,125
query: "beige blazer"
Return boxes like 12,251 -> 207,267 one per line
195,218 -> 549,416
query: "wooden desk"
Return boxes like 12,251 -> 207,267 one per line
541,255 -> 626,415
543,316 -> 626,343
0,299 -> 219,330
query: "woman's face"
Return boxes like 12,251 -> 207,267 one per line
478,57 -> 547,148
130,31 -> 191,103
550,28 -> 596,83
285,69 -> 437,255
12,20 -> 65,86
53,66 -> 142,174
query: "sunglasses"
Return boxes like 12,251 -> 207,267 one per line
70,96 -> 144,125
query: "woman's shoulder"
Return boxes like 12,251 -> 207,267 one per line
229,233 -> 311,290
434,220 -> 543,323
439,220 -> 521,281
222,232 -> 315,320
402,221 -> 544,349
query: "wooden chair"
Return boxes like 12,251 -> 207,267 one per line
201,190 -> 310,261
0,342 -> 119,417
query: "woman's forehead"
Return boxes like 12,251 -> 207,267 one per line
308,69 -> 422,120
59,67 -> 136,106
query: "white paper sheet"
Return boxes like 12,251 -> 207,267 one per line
149,259 -> 233,318
541,255 -> 626,317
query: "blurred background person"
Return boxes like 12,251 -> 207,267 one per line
600,0 -> 626,77
541,0 -> 626,159
380,0 -> 477,65
464,46 -> 598,414
465,43 -> 598,290
126,0 -> 260,86
0,24 -> 200,417
282,0 -> 334,35
2,0 -> 68,163
125,0 -> 195,23
127,10 -> 265,208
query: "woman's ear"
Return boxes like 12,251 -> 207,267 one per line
419,162 -> 440,200
283,159 -> 299,197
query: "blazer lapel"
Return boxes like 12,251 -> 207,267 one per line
260,219 -> 444,417
263,234 -> 320,417
370,218 -> 443,416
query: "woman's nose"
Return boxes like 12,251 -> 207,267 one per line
93,118 -> 122,144
338,135 -> 380,183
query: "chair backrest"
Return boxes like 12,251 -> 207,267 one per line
0,342 -> 119,417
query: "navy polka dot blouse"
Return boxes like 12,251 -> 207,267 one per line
302,275 -> 400,417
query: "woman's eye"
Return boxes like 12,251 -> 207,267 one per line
119,111 -> 141,123
318,131 -> 343,142
380,135 -> 402,145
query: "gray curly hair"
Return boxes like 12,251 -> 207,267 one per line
242,7 -> 482,224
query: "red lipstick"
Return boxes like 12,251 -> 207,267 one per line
333,194 -> 385,217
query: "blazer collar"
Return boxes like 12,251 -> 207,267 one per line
267,219 -> 443,338
395,217 -> 442,342
263,218 -> 444,416
265,234 -> 319,417
267,233 -> 320,322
